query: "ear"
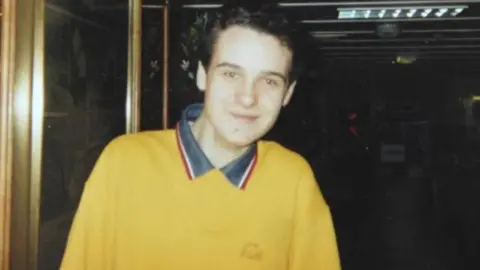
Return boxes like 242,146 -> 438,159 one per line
282,81 -> 297,107
196,61 -> 207,92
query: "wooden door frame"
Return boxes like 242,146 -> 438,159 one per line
0,0 -> 14,268
126,0 -> 142,133
162,0 -> 169,129
0,0 -> 45,269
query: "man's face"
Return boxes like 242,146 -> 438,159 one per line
196,26 -> 297,147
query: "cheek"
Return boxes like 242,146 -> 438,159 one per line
206,84 -> 233,104
259,90 -> 285,111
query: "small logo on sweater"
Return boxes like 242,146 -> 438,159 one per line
241,242 -> 263,261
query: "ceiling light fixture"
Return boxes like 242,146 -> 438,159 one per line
407,9 -> 417,17
338,5 -> 467,20
421,8 -> 433,17
365,10 -> 371,18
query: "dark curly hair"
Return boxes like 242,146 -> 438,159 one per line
198,1 -> 305,85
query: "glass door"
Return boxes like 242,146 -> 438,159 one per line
38,1 -> 169,269
39,2 -> 130,269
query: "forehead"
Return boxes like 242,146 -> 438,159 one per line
211,26 -> 292,75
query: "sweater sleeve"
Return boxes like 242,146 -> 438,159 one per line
289,164 -> 341,270
61,142 -> 117,270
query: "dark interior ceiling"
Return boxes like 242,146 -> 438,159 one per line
76,0 -> 480,63
165,0 -> 480,63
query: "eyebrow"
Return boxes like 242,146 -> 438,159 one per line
214,62 -> 287,83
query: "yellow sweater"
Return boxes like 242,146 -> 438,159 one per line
61,130 -> 340,270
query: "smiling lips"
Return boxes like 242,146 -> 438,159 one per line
231,112 -> 259,123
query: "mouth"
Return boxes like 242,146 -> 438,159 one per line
230,113 -> 259,123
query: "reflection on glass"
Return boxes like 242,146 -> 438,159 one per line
39,2 -> 128,270
140,7 -> 164,131
168,7 -> 207,127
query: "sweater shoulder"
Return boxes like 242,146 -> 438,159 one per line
101,130 -> 178,166
107,130 -> 176,153
258,141 -> 312,177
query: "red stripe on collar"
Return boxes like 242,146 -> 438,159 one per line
175,123 -> 194,180
239,150 -> 258,190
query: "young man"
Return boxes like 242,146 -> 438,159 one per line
61,2 -> 340,270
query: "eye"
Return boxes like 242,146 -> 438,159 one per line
222,71 -> 239,79
264,78 -> 278,86
262,77 -> 283,88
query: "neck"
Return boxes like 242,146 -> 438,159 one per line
191,114 -> 249,168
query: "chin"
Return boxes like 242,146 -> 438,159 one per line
213,120 -> 270,147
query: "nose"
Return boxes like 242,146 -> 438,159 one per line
236,82 -> 257,108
